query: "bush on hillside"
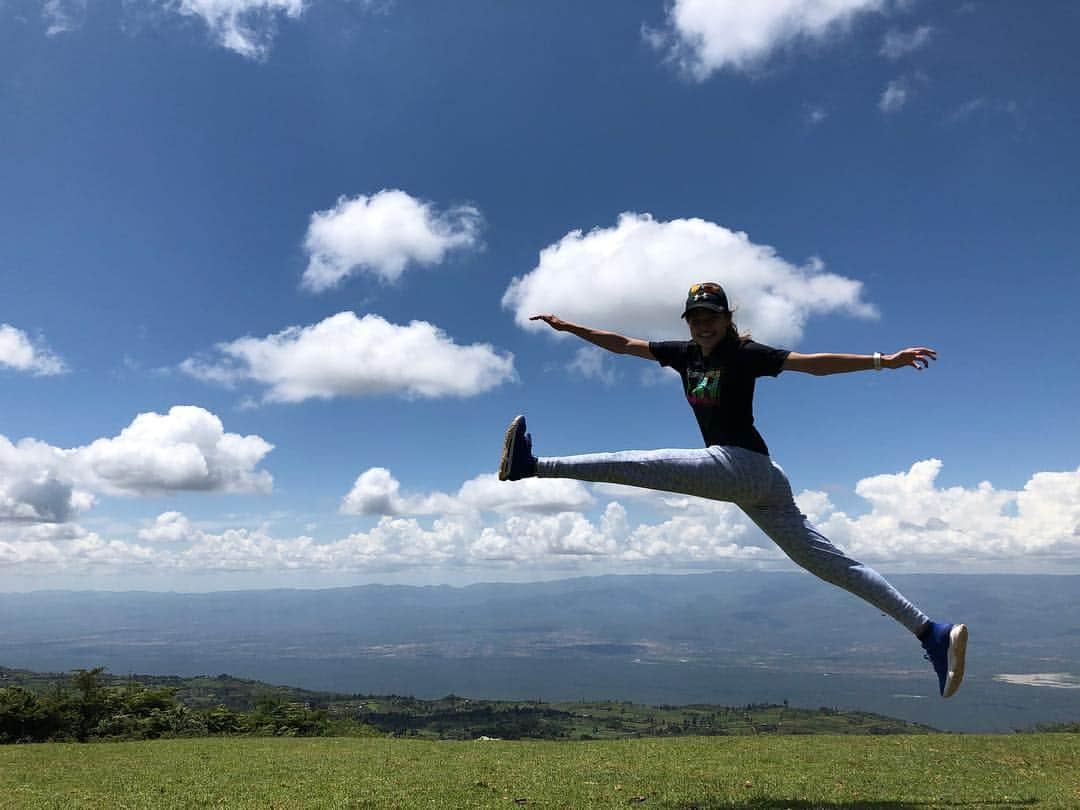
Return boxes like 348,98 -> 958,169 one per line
0,669 -> 334,744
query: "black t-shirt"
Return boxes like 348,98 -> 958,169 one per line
648,338 -> 790,456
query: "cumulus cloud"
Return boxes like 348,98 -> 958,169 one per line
0,519 -> 159,568
341,468 -> 593,517
0,407 -> 272,526
0,538 -> 64,566
182,312 -> 515,403
469,508 -> 622,560
193,495 -> 762,570
0,436 -> 93,524
138,511 -> 199,543
340,467 -> 459,517
177,518 -> 466,572
813,460 -> 1080,562
172,0 -> 306,60
340,466 -> 767,567
8,457 -> 1078,575
301,190 -> 482,292
648,0 -> 884,79
67,533 -> 159,567
0,324 -> 68,376
502,213 -> 877,347
334,461 -> 1080,570
341,467 -> 407,516
68,406 -> 274,496
623,515 -> 765,564
457,474 -> 595,515
880,24 -> 933,59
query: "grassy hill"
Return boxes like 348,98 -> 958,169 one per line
1,734 -> 1078,808
1,665 -> 935,740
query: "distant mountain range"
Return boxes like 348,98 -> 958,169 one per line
2,572 -> 1078,733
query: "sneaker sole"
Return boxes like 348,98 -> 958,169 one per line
498,415 -> 524,481
943,623 -> 968,698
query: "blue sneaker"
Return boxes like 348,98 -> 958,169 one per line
498,415 -> 536,481
920,622 -> 968,698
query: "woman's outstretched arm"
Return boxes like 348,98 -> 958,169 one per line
782,347 -> 936,376
530,314 -> 655,360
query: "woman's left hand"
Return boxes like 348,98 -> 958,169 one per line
886,347 -> 937,370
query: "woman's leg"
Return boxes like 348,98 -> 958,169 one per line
531,432 -> 961,691
537,445 -> 771,503
741,459 -> 930,635
539,444 -> 929,634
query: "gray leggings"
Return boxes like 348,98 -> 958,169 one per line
537,445 -> 929,635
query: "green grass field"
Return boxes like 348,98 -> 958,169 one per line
1,734 -> 1077,808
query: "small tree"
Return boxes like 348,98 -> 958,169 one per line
71,668 -> 110,742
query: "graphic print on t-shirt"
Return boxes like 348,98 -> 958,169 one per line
686,367 -> 724,404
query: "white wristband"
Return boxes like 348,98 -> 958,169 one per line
873,352 -> 883,371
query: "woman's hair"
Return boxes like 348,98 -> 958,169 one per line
726,307 -> 751,343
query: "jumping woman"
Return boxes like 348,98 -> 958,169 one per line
499,282 -> 968,698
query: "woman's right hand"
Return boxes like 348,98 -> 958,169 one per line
529,314 -> 571,332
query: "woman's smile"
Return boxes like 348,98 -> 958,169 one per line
685,310 -> 729,352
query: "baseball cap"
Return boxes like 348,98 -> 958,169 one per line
681,282 -> 730,318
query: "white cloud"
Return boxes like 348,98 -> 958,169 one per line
301,190 -> 482,292
0,522 -> 156,568
804,104 -> 828,126
138,511 -> 199,543
0,407 -> 272,525
623,515 -> 765,564
0,520 -> 89,544
69,406 -> 273,496
0,436 -> 92,524
341,467 -> 407,516
502,213 -> 877,347
946,97 -> 1018,126
183,312 -> 515,403
0,538 -> 64,565
880,24 -> 932,59
339,467 -> 765,566
457,474 -> 594,515
333,461 -> 1080,569
42,0 -> 87,35
878,76 -> 910,113
566,347 -> 618,386
0,324 -> 68,376
173,0 -> 306,60
469,507 -> 621,561
792,488 -> 835,525
639,364 -> 681,388
7,460 -> 1079,576
67,533 -> 159,567
815,459 -> 1080,562
649,0 -> 884,80
178,518 -> 466,572
340,467 -> 460,517
341,468 -> 593,517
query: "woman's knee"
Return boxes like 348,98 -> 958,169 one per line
755,516 -> 845,572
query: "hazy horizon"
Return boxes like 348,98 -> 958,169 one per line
3,571 -> 1078,733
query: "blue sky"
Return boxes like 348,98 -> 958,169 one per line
2,0 -> 1079,590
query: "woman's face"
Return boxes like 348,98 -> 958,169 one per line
685,309 -> 730,353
